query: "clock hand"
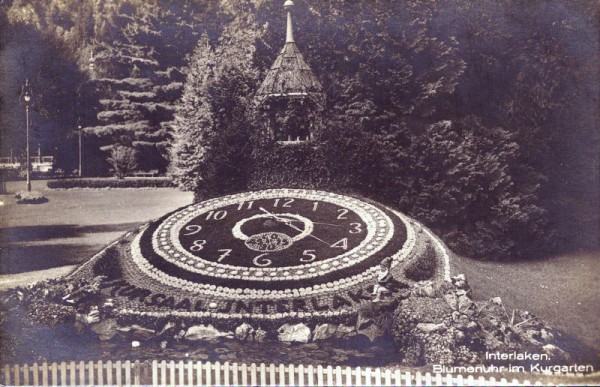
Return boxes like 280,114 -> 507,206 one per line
288,219 -> 342,227
259,207 -> 331,247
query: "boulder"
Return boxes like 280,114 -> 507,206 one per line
444,293 -> 458,310
82,307 -> 100,325
117,325 -> 156,340
457,295 -> 474,312
490,297 -> 503,305
158,321 -> 176,337
235,323 -> 255,341
254,328 -> 267,343
356,314 -> 374,330
357,324 -> 385,342
185,325 -> 232,341
416,322 -> 446,333
335,324 -> 356,338
312,324 -> 338,341
277,323 -> 311,343
91,318 -> 118,341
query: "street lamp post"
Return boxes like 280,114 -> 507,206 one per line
22,79 -> 32,192
78,122 -> 83,177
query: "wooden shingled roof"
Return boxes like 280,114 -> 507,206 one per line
256,0 -> 323,99
256,42 -> 323,98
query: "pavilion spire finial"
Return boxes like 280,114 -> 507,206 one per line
284,0 -> 295,43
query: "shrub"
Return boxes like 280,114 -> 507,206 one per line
47,178 -> 175,189
15,190 -> 48,204
404,242 -> 437,281
108,146 -> 138,179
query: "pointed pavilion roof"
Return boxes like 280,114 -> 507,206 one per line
256,0 -> 323,99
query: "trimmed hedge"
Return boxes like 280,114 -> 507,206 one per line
47,178 -> 175,189
404,242 -> 437,281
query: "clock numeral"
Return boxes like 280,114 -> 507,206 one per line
190,239 -> 207,251
312,202 -> 319,211
217,248 -> 232,262
349,222 -> 363,234
253,253 -> 272,267
300,249 -> 317,262
237,201 -> 254,210
282,198 -> 294,207
206,210 -> 227,220
337,208 -> 349,220
331,237 -> 348,250
183,225 -> 202,235
273,198 -> 280,207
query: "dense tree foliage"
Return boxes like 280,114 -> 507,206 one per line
1,0 -> 597,259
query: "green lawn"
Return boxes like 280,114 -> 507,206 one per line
0,180 -> 193,281
452,250 -> 600,357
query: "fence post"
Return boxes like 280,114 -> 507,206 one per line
187,360 -> 194,387
14,364 -> 20,386
214,361 -> 221,386
278,363 -> 286,386
326,365 -> 334,386
404,371 -> 412,387
307,365 -> 315,386
152,360 -> 158,386
232,362 -> 239,386
260,363 -> 267,386
115,360 -> 122,386
365,367 -> 372,386
24,363 -> 31,386
374,367 -> 382,386
68,361 -> 76,386
317,365 -> 324,386
466,374 -> 474,386
393,369 -> 401,386
124,360 -> 131,386
106,360 -> 113,386
3,364 -> 10,386
424,371 -> 432,386
204,361 -> 212,386
384,368 -> 392,386
250,363 -> 257,386
169,360 -> 176,386
96,360 -> 103,387
434,372 -> 442,386
415,370 -> 422,386
344,366 -> 352,386
195,361 -> 203,386
240,362 -> 248,386
224,361 -> 230,386
488,376 -> 496,386
134,360 -> 142,386
88,362 -> 95,387
289,364 -> 295,386
33,363 -> 40,386
51,362 -> 58,386
335,366 -> 343,386
456,373 -> 464,386
354,366 -> 362,386
298,364 -> 305,386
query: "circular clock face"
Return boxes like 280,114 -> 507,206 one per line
135,189 -> 409,290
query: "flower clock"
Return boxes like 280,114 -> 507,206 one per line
80,189 -> 448,322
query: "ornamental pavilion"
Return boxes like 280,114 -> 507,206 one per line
255,0 -> 325,143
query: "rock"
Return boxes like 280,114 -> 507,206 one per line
158,321 -> 176,337
423,284 -> 436,297
185,325 -> 232,341
457,295 -> 474,312
235,323 -> 255,341
356,314 -> 374,330
540,329 -> 555,344
254,328 -> 267,343
83,307 -> 100,324
357,324 -> 385,342
444,293 -> 458,310
160,341 -> 168,349
416,322 -> 446,333
490,297 -> 503,305
117,325 -> 156,340
131,341 -> 140,348
91,318 -> 118,341
277,323 -> 311,343
312,324 -> 338,341
335,324 -> 356,338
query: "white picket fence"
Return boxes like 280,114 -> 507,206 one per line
1,359 -> 553,386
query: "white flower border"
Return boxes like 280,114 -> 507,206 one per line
150,189 -> 395,281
